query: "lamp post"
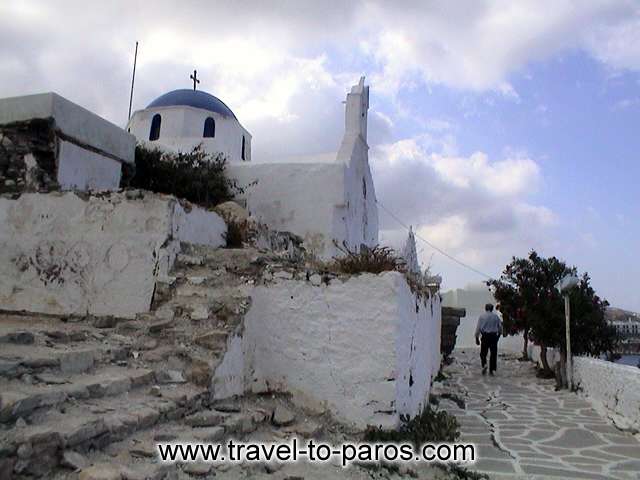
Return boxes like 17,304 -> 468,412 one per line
555,274 -> 579,389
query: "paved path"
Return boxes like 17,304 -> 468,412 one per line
439,350 -> 640,480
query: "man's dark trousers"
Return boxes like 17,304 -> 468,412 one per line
480,332 -> 499,373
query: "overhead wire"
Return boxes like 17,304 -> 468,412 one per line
376,200 -> 494,280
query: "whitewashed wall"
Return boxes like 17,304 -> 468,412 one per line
213,271 -> 441,429
226,104 -> 379,260
0,192 -> 225,318
57,141 -> 122,191
228,161 -> 347,259
573,356 -> 640,432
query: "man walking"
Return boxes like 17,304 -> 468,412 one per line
475,303 -> 503,375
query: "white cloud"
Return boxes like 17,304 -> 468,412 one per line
2,0 -> 640,127
612,97 -> 640,110
371,136 -> 555,277
362,0 -> 640,93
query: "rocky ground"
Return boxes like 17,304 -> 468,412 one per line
0,242 -> 472,480
437,349 -> 640,480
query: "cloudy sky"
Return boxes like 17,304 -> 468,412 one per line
1,0 -> 639,310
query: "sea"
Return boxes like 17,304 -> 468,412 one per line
615,355 -> 640,367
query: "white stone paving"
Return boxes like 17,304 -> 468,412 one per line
439,349 -> 640,480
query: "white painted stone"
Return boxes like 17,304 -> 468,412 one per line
173,202 -> 226,248
527,344 -> 560,367
212,334 -> 245,400
0,191 -> 224,319
273,271 -> 293,280
213,272 -> 441,429
573,356 -> 640,432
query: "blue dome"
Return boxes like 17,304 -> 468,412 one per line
147,89 -> 237,119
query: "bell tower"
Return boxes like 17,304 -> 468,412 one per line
344,76 -> 369,144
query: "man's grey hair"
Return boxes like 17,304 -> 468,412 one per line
485,303 -> 494,312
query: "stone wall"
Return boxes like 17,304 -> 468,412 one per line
441,306 -> 465,359
213,271 -> 441,429
0,92 -> 135,193
0,119 -> 59,194
573,356 -> 640,432
0,191 -> 226,318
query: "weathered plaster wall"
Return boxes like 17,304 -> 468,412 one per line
128,105 -> 251,163
0,192 -> 225,318
174,201 -> 227,248
573,356 -> 640,432
228,161 -> 346,259
214,271 -> 440,429
226,123 -> 378,260
57,141 -> 122,191
395,277 -> 441,419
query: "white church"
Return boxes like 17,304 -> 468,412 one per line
127,87 -> 252,163
127,77 -> 378,259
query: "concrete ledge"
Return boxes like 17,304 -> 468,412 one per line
213,271 -> 441,429
573,356 -> 640,432
0,191 -> 225,318
0,92 -> 134,164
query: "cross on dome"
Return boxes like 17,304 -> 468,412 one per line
190,70 -> 200,91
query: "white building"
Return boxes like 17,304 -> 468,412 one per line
228,78 -> 378,259
130,79 -> 378,259
442,282 -> 523,352
612,319 -> 640,337
127,89 -> 251,162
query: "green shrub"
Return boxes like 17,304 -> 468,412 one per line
123,144 -> 243,208
330,243 -> 406,275
363,406 -> 460,446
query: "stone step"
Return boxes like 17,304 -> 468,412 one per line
0,367 -> 155,424
0,343 -> 130,379
174,253 -> 206,268
74,405 -> 267,479
2,382 -> 208,477
193,330 -> 230,353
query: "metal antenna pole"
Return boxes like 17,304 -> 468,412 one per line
128,41 -> 139,121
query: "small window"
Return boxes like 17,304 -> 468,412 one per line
203,117 -> 215,138
241,136 -> 246,161
149,114 -> 161,141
